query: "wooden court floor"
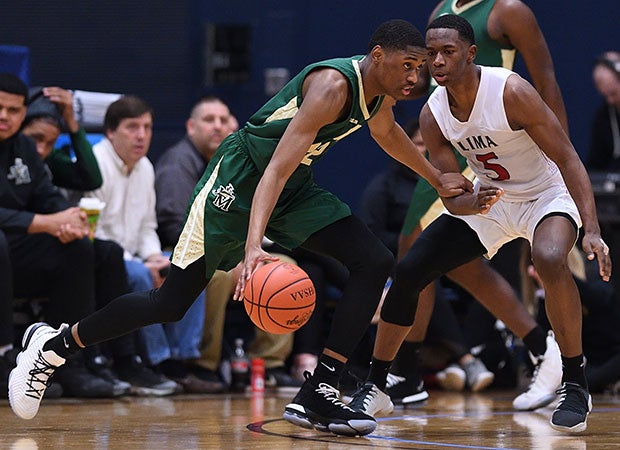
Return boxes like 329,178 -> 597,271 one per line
3,388 -> 620,449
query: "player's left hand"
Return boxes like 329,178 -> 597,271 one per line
436,172 -> 473,198
233,246 -> 279,301
582,232 -> 612,282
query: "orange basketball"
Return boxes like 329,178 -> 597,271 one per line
243,261 -> 316,334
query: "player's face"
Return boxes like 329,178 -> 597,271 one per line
22,119 -> 61,160
426,28 -> 473,86
380,46 -> 427,100
0,92 -> 26,141
106,112 -> 153,169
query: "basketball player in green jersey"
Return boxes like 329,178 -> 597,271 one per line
384,0 -> 571,411
9,20 -> 471,436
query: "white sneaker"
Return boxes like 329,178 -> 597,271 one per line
436,364 -> 466,391
513,331 -> 562,411
463,358 -> 494,392
9,323 -> 68,419
348,382 -> 394,416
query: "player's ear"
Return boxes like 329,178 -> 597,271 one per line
370,45 -> 384,64
467,44 -> 477,64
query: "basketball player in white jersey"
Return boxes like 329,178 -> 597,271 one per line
349,14 -> 612,434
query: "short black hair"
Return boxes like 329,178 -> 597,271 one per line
427,14 -> 476,46
23,86 -> 64,131
190,95 -> 228,118
367,19 -> 425,53
0,73 -> 28,103
104,95 -> 153,132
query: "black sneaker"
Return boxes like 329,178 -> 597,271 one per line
282,371 -> 376,436
265,367 -> 303,394
86,354 -> 131,397
115,355 -> 178,396
550,382 -> 592,433
54,356 -> 116,398
385,372 -> 429,406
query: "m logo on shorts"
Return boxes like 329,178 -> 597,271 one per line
212,183 -> 236,211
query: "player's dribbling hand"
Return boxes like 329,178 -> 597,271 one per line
436,172 -> 473,198
582,232 -> 612,282
233,246 -> 279,301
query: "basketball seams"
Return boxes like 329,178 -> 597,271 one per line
264,277 -> 313,307
243,261 -> 316,334
264,277 -> 314,331
255,263 -> 283,331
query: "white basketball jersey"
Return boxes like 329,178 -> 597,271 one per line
427,66 -> 567,202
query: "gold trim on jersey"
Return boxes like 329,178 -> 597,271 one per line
352,58 -> 372,120
265,96 -> 298,123
172,156 -> 223,268
449,0 -> 487,15
501,49 -> 516,70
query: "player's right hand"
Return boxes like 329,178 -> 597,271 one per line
436,172 -> 473,198
233,246 -> 279,301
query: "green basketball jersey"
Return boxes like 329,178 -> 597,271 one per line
434,0 -> 516,69
243,56 -> 384,188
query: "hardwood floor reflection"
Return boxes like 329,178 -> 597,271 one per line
3,389 -> 620,449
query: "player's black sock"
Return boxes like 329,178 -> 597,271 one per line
313,354 -> 345,387
522,326 -> 547,358
562,354 -> 588,389
43,326 -> 82,358
367,357 -> 392,391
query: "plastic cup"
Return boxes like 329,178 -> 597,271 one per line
78,197 -> 105,241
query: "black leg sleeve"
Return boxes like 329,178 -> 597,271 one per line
77,257 -> 208,347
300,215 -> 394,358
381,215 -> 486,326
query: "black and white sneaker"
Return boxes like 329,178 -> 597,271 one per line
283,371 -> 376,436
385,373 -> 429,406
9,323 -> 67,419
550,382 -> 592,433
348,382 -> 394,416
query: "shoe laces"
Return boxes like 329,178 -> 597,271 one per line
25,350 -> 58,400
348,383 -> 378,411
314,382 -> 355,412
386,373 -> 405,389
555,382 -> 588,414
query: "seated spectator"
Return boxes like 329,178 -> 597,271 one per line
86,95 -> 204,395
21,86 -> 179,397
0,73 -> 119,399
156,96 -> 299,390
588,51 -> 620,172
